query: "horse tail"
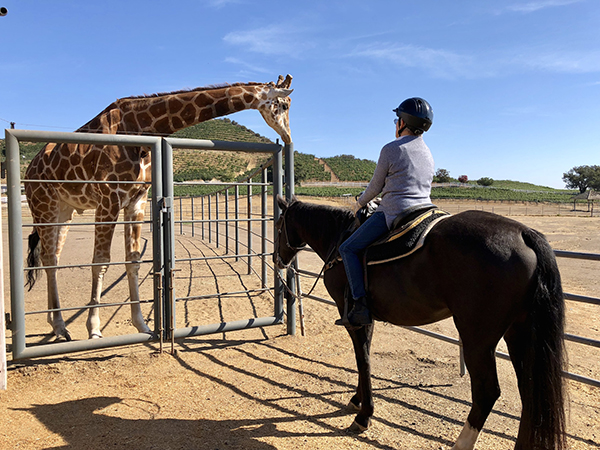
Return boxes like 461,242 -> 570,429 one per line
521,228 -> 566,450
25,229 -> 41,291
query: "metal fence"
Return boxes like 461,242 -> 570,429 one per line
295,249 -> 600,389
4,129 -> 294,360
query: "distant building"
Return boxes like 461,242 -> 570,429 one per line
572,189 -> 600,214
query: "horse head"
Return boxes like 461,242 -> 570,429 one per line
274,195 -> 306,269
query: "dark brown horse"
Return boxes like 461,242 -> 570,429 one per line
274,197 -> 566,450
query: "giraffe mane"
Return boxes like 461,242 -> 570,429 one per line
121,82 -> 268,100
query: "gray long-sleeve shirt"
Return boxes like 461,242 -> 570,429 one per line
358,135 -> 435,228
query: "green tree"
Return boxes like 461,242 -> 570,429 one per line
434,168 -> 452,183
562,165 -> 600,193
477,177 -> 494,187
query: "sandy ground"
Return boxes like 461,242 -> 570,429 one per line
1,198 -> 599,450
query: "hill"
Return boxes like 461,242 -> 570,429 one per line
169,119 -> 275,182
170,118 -> 274,144
322,154 -> 376,182
1,120 -> 575,202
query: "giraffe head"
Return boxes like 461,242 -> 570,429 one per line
257,74 -> 293,144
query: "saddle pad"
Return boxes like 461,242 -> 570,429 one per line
366,209 -> 450,265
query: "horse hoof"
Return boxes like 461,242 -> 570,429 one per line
347,419 -> 368,434
347,400 -> 361,411
90,332 -> 103,339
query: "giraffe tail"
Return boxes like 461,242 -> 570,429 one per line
25,230 -> 41,291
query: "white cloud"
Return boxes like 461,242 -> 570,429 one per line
224,57 -> 270,74
223,25 -> 315,56
510,49 -> 600,74
207,0 -> 242,8
350,43 -> 490,79
500,0 -> 584,14
351,42 -> 600,79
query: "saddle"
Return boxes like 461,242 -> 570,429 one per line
365,204 -> 450,265
328,201 -> 450,272
353,201 -> 450,265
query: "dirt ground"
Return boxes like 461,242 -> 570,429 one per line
1,198 -> 599,450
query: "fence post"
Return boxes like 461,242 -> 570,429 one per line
208,195 -> 212,244
235,185 -> 240,261
216,192 -> 220,248
0,165 -> 6,390
284,142 -> 296,336
247,177 -> 252,275
225,189 -> 230,254
160,138 -> 176,353
4,130 -> 26,358
179,196 -> 183,235
261,168 -> 268,288
191,196 -> 195,237
273,146 -> 284,323
201,196 -> 205,240
151,139 -> 165,345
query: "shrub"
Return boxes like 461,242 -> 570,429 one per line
477,177 -> 494,186
458,175 -> 468,183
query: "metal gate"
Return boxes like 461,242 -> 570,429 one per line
4,129 -> 293,360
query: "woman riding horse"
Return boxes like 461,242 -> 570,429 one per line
339,97 -> 435,327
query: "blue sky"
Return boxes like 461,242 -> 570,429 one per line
1,1 -> 599,188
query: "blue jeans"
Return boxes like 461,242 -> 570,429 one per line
339,211 -> 389,300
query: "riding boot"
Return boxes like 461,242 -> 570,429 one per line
347,296 -> 372,326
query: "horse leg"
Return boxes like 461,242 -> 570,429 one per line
86,211 -> 118,339
504,320 -> 535,450
347,322 -> 374,411
123,199 -> 151,334
347,323 -> 375,432
451,343 -> 501,450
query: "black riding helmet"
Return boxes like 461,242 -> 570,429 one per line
393,97 -> 433,134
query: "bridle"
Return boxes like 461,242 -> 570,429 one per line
274,206 -> 342,304
274,208 -> 306,269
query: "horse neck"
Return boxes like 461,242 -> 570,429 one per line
292,203 -> 352,262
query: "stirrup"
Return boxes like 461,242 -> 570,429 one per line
334,293 -> 351,327
335,288 -> 356,328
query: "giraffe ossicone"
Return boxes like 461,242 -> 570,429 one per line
25,75 -> 293,340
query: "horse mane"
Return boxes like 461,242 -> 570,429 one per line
290,199 -> 355,236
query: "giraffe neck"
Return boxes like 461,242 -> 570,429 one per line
77,83 -> 269,136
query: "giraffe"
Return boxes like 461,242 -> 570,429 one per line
25,75 -> 293,340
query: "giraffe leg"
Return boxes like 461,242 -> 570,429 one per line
39,204 -> 74,341
86,207 -> 119,339
124,198 -> 151,334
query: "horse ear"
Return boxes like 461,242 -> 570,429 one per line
277,194 -> 288,210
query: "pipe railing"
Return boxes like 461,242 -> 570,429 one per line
295,248 -> 600,389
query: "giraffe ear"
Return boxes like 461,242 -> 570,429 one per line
268,88 -> 293,99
